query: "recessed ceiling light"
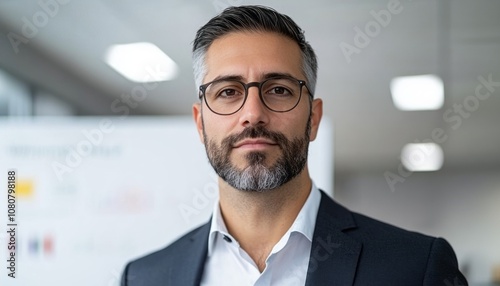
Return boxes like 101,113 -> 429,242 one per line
390,74 -> 444,111
104,42 -> 178,83
401,142 -> 444,172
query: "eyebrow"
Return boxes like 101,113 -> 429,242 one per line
209,72 -> 298,83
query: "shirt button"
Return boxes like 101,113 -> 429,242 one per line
223,235 -> 232,243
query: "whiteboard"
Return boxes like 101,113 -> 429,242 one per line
0,116 -> 332,286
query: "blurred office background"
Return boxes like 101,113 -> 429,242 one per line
0,0 -> 499,285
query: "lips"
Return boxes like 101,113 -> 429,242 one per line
233,138 -> 278,148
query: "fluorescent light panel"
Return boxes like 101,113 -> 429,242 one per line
104,42 -> 178,83
401,142 -> 444,172
390,74 -> 444,111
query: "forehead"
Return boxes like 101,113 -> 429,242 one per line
203,31 -> 303,83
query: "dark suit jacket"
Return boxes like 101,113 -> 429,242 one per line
121,190 -> 467,285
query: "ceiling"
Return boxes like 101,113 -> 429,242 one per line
0,0 -> 499,173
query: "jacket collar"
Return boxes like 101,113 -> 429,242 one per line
305,190 -> 362,286
174,190 -> 361,286
169,220 -> 211,286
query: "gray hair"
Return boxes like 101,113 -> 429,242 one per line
192,5 -> 318,96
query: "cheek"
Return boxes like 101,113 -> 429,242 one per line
281,112 -> 310,137
203,115 -> 232,143
298,104 -> 312,134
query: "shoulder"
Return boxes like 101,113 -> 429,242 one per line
317,191 -> 438,247
324,196 -> 447,255
352,212 -> 465,283
121,223 -> 210,286
132,224 -> 205,265
317,195 -> 465,282
350,210 -> 435,243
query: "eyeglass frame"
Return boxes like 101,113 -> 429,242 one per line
198,75 -> 314,116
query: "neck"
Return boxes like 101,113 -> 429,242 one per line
218,167 -> 312,271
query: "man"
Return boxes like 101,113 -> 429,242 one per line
121,5 -> 467,286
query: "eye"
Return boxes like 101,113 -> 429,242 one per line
266,85 -> 293,97
218,88 -> 240,97
262,78 -> 298,97
207,80 -> 245,100
269,86 -> 290,95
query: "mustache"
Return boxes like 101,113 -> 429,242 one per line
221,126 -> 288,150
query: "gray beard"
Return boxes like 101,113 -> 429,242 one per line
203,122 -> 310,192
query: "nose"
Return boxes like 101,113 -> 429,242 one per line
238,85 -> 270,127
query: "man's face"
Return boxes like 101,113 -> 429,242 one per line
193,31 -> 322,192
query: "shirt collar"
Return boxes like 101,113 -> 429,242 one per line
207,182 -> 321,256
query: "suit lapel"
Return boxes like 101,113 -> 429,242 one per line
169,221 -> 210,286
167,191 -> 362,285
305,191 -> 362,286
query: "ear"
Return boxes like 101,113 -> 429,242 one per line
308,98 -> 323,141
192,102 -> 205,144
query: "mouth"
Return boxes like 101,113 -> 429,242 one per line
233,138 -> 278,150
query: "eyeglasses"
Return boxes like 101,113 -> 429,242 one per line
198,76 -> 313,115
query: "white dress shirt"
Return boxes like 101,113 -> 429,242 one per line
200,183 -> 321,286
